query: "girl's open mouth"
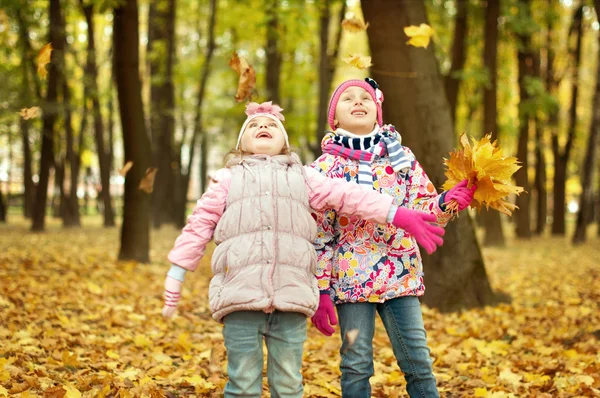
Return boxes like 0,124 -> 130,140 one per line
256,131 -> 272,139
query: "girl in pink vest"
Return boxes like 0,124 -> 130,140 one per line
162,101 -> 444,397
310,78 -> 476,397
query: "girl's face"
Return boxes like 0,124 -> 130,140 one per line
240,116 -> 287,156
334,86 -> 378,135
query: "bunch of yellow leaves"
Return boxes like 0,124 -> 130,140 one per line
442,133 -> 524,216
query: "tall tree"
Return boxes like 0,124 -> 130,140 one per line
444,0 -> 468,123
175,0 -> 218,227
573,2 -> 600,244
479,0 -> 505,246
57,8 -> 80,227
514,0 -> 534,239
113,0 -> 152,262
265,0 -> 281,104
0,187 -> 6,222
15,7 -> 39,219
552,6 -> 583,235
32,0 -> 62,232
81,0 -> 116,227
313,0 -> 346,153
362,0 -> 501,311
148,0 -> 177,227
533,50 -> 548,235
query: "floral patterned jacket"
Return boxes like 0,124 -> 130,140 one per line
310,126 -> 453,304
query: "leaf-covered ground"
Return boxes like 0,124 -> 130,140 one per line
1,216 -> 599,397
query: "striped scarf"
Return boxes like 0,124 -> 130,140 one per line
322,126 -> 411,189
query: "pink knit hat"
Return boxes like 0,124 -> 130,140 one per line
327,78 -> 384,130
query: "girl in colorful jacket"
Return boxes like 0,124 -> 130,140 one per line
310,78 -> 476,398
161,101 -> 444,398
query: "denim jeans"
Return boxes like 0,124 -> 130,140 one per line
336,296 -> 439,398
222,310 -> 307,397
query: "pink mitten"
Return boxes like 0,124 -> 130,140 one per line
311,293 -> 338,336
444,179 -> 477,211
392,207 -> 445,255
162,276 -> 182,318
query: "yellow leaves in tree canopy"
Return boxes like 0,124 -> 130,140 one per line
404,24 -> 434,48
443,134 -> 524,216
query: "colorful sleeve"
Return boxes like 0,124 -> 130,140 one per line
404,149 -> 453,227
309,154 -> 340,294
167,168 -> 231,271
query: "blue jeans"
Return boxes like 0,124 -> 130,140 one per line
222,310 -> 307,397
337,296 -> 439,398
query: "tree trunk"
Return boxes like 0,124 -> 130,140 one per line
533,51 -> 548,235
58,2 -> 80,228
62,78 -> 81,227
265,0 -> 281,104
445,0 -> 468,123
552,6 -> 582,235
0,187 -> 6,222
313,0 -> 346,154
82,1 -> 116,227
32,0 -> 62,232
114,0 -> 152,262
573,3 -> 600,243
148,0 -> 177,227
362,0 -> 501,311
176,0 -> 217,226
514,0 -> 534,239
479,0 -> 505,246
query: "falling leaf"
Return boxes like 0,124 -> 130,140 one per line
341,17 -> 369,32
443,133 -> 524,216
138,167 -> 158,194
119,161 -> 134,176
474,387 -> 488,397
229,52 -> 256,102
342,53 -> 372,69
404,24 -> 434,48
20,107 -> 41,120
37,43 -> 53,79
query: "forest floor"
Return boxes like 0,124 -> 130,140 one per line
1,215 -> 599,397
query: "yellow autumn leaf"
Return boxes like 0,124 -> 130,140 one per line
498,368 -> 523,387
20,107 -> 41,120
345,329 -> 359,347
86,281 -> 103,295
404,24 -> 434,48
37,43 -> 53,79
229,52 -> 256,102
341,16 -> 369,32
0,358 -> 9,382
0,385 -> 8,396
64,383 -> 81,398
443,133 -> 524,216
133,334 -> 152,348
177,332 -> 192,352
138,167 -> 158,194
119,161 -> 133,176
106,350 -> 120,359
118,367 -> 139,381
342,53 -> 372,69
474,388 -> 488,397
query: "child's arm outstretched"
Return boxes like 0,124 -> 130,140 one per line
404,151 -> 475,225
162,168 -> 231,318
304,167 -> 444,255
